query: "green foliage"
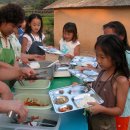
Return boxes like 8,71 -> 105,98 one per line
43,17 -> 54,25
43,16 -> 54,46
38,0 -> 50,9
32,0 -> 56,10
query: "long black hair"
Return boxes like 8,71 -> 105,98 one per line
63,22 -> 78,43
103,21 -> 130,50
25,13 -> 43,39
95,34 -> 129,78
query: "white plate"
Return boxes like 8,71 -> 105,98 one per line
39,46 -> 63,55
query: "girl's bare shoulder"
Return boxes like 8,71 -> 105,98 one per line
115,75 -> 129,86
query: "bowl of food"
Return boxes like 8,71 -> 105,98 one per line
58,104 -> 73,112
54,96 -> 69,105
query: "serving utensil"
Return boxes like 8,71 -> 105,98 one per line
47,60 -> 59,67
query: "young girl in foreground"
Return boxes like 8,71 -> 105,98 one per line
103,21 -> 130,130
87,34 -> 129,130
60,22 -> 80,59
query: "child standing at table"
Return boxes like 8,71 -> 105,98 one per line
87,34 -> 129,130
59,22 -> 80,59
103,21 -> 130,130
21,14 -> 45,61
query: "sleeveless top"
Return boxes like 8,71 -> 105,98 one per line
59,38 -> 80,56
92,70 -> 118,107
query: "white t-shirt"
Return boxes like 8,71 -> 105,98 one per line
60,38 -> 80,56
23,33 -> 45,51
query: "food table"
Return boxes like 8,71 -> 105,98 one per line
0,76 -> 88,130
50,76 -> 88,130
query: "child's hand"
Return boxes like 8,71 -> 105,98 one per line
78,64 -> 96,71
72,82 -> 79,86
78,66 -> 86,71
65,54 -> 73,59
33,54 -> 45,61
47,46 -> 53,49
86,102 -> 104,115
86,64 -> 96,70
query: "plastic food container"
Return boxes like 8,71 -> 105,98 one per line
0,110 -> 60,130
54,63 -> 71,77
14,80 -> 50,94
34,61 -> 56,80
14,93 -> 52,112
19,61 -> 56,80
14,80 -> 51,94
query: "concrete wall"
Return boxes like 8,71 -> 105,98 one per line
54,7 -> 130,56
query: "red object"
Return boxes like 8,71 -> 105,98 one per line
115,116 -> 129,130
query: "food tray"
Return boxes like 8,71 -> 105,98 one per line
56,63 -> 70,71
49,84 -> 104,113
70,56 -> 97,67
83,70 -> 99,81
69,69 -> 97,82
39,46 -> 63,55
83,70 -> 99,76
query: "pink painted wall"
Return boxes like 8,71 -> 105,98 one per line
54,7 -> 130,56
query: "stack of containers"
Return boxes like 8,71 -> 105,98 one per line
14,61 -> 54,114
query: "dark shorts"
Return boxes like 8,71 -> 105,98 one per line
88,114 -> 116,130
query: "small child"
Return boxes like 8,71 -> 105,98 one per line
87,34 -> 129,130
59,22 -> 80,59
21,14 -> 45,61
18,16 -> 28,44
